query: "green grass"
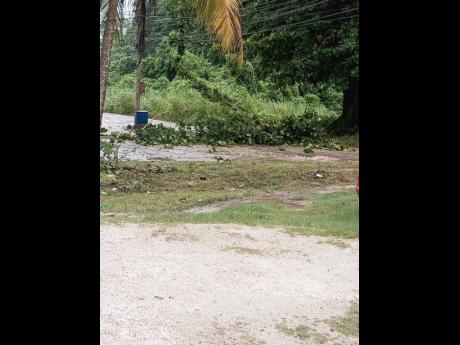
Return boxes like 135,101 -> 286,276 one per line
101,190 -> 247,214
100,160 -> 359,237
147,191 -> 358,238
276,323 -> 329,343
326,300 -> 359,336
102,190 -> 358,238
333,132 -> 359,148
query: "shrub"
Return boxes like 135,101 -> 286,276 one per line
105,49 -> 344,141
109,56 -> 136,83
104,88 -> 135,115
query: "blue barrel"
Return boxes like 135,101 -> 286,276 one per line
135,111 -> 149,126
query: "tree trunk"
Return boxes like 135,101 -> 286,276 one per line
135,61 -> 142,112
135,0 -> 147,113
332,78 -> 359,134
100,0 -> 119,127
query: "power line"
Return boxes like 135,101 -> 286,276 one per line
137,5 -> 356,38
244,7 -> 358,35
121,0 -> 312,17
130,13 -> 358,47
114,0 -> 332,22
106,2 -> 359,52
244,0 -> 339,27
242,0 -> 324,13
110,2 -> 352,33
245,14 -> 358,37
140,7 -> 358,42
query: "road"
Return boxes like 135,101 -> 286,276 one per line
101,223 -> 359,345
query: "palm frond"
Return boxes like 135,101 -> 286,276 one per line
100,0 -> 128,41
195,0 -> 243,67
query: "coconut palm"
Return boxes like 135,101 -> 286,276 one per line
133,0 -> 154,112
100,0 -> 125,126
194,0 -> 243,67
100,0 -> 244,126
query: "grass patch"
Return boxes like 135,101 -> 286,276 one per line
276,323 -> 329,344
100,160 -> 359,237
100,190 -> 245,215
165,233 -> 199,242
150,191 -> 358,238
223,246 -> 263,255
326,300 -> 359,337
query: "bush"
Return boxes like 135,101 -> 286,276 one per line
135,123 -> 193,146
105,49 -> 344,142
141,41 -> 180,80
142,78 -> 223,122
109,56 -> 136,83
100,132 -> 130,170
105,88 -> 135,115
134,105 -> 345,148
143,76 -> 170,91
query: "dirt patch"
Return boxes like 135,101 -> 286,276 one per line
183,196 -> 306,214
218,145 -> 358,162
100,223 -> 359,345
308,185 -> 356,194
100,212 -> 128,217
101,113 -> 176,134
115,141 -> 358,163
183,198 -> 243,214
314,149 -> 359,161
118,141 -> 219,162
184,185 -> 355,214
100,212 -> 141,221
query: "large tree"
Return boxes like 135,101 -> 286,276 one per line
244,0 -> 359,132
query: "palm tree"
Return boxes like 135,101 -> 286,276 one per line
133,0 -> 154,112
100,0 -> 125,126
194,0 -> 243,67
100,0 -> 244,126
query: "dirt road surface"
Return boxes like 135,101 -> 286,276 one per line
100,223 -> 359,345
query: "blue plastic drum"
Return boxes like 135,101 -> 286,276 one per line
135,111 -> 149,126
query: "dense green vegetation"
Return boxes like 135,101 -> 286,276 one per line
104,0 -> 359,144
